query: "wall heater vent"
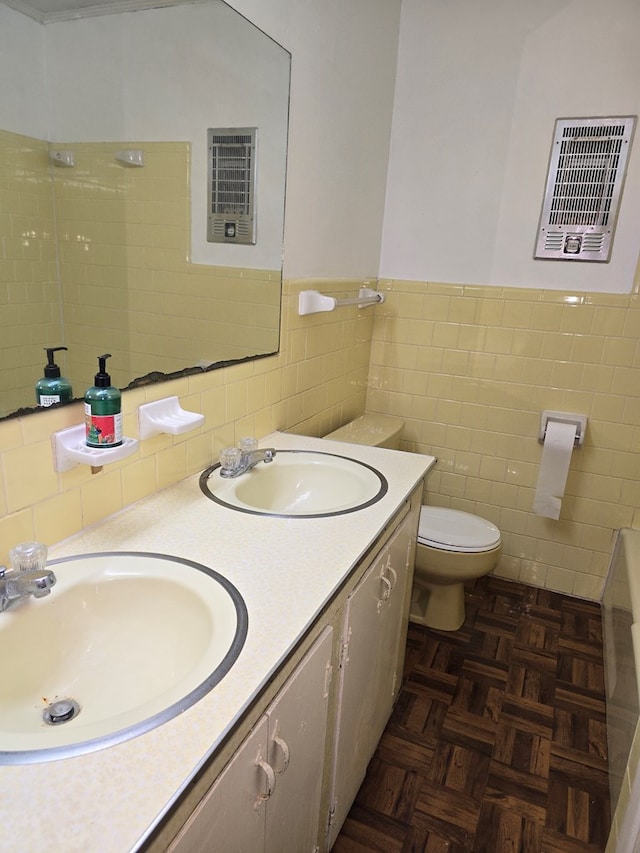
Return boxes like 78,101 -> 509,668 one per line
207,127 -> 257,245
534,116 -> 636,262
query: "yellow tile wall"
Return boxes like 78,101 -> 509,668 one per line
367,279 -> 640,599
0,278 -> 372,564
0,130 -> 62,417
54,141 -> 280,391
4,265 -> 635,602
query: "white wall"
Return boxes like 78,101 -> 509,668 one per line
0,5 -> 47,138
227,0 -> 403,280
10,0 -> 638,291
44,2 -> 290,271
5,0 -> 403,282
381,0 -> 640,293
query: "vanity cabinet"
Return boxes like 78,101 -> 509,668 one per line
326,507 -> 415,847
168,626 -> 333,853
155,482 -> 423,853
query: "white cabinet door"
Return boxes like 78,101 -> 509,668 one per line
169,626 -> 333,853
377,511 -> 413,711
265,626 -> 333,853
169,717 -> 269,853
327,518 -> 412,848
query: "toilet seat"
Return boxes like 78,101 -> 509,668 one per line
418,507 -> 501,553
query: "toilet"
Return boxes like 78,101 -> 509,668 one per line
324,414 -> 502,631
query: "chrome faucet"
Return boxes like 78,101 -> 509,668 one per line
219,445 -> 277,478
0,566 -> 57,613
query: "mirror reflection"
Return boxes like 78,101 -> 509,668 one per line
0,0 -> 290,419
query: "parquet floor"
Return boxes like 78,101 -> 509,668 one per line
333,575 -> 610,853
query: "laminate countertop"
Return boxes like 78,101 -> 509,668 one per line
1,431 -> 435,852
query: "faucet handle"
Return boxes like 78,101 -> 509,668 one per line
238,437 -> 259,454
219,447 -> 242,477
10,541 -> 48,573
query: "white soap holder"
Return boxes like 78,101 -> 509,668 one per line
138,396 -> 205,440
52,424 -> 138,473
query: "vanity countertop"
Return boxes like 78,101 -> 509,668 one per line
2,432 -> 435,853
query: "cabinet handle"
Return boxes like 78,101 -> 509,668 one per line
272,734 -> 290,773
379,573 -> 392,602
385,563 -> 398,590
256,759 -> 276,802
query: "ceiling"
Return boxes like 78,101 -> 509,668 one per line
1,0 -> 194,23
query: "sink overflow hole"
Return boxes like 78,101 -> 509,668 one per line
43,699 -> 81,725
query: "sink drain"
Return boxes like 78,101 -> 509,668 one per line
43,699 -> 80,726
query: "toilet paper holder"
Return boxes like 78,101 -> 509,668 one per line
538,411 -> 587,446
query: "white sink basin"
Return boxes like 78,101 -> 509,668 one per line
200,450 -> 387,517
0,552 -> 247,764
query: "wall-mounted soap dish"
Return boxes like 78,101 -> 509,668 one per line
52,425 -> 138,473
138,397 -> 205,440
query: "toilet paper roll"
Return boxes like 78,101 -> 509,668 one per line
533,420 -> 577,519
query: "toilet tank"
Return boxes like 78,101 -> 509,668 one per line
323,414 -> 404,450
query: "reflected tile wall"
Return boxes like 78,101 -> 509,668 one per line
53,141 -> 280,390
0,129 -> 61,416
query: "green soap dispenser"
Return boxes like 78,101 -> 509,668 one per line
84,353 -> 122,448
36,346 -> 73,407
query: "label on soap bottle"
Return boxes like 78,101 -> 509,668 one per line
84,404 -> 123,447
39,394 -> 61,407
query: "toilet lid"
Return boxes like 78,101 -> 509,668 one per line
418,507 -> 501,553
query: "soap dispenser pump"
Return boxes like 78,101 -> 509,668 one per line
36,346 -> 73,407
84,353 -> 122,448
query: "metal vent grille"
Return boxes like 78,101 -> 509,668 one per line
207,127 -> 257,245
534,116 -> 636,262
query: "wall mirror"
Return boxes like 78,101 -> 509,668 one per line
0,0 -> 290,420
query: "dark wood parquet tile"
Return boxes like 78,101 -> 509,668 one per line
375,729 -> 436,772
411,779 -> 481,847
500,694 -> 555,739
473,802 -> 544,852
493,723 -> 550,777
333,575 -> 611,853
388,691 -> 449,744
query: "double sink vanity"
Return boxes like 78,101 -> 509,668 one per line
0,431 -> 435,852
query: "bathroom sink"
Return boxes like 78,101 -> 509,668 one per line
0,552 -> 248,764
199,450 -> 388,517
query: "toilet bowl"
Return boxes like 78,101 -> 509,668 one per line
412,507 -> 501,631
324,414 -> 502,632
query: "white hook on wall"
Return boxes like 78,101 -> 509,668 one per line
49,149 -> 75,167
114,149 -> 144,167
